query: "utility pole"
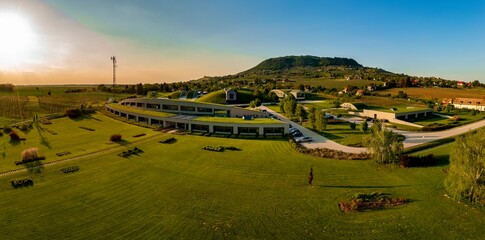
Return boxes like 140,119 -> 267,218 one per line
111,56 -> 117,92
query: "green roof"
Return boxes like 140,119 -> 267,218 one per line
106,104 -> 175,117
371,107 -> 432,113
193,116 -> 283,124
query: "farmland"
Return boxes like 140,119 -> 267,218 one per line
0,118 -> 484,239
378,87 -> 485,100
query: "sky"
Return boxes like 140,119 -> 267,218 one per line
0,0 -> 484,85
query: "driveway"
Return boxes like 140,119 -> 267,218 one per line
261,106 -> 485,153
260,106 -> 368,154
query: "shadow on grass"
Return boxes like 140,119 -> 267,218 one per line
36,124 -> 51,149
114,139 -> 130,146
69,114 -> 102,122
320,185 -> 411,189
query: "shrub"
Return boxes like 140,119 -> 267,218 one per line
21,147 -> 38,160
400,154 -> 436,167
110,134 -> 122,142
159,137 -> 176,143
60,166 -> 80,174
66,108 -> 83,118
3,126 -> 12,133
9,131 -> 21,141
11,178 -> 34,188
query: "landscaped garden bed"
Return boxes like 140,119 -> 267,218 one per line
11,178 -> 34,188
118,147 -> 144,158
339,192 -> 408,213
60,166 -> 80,174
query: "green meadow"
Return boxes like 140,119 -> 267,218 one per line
0,113 -> 484,239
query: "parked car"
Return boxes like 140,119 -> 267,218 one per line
292,132 -> 303,138
296,136 -> 313,143
289,128 -> 299,133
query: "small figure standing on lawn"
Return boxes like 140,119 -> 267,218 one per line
308,166 -> 314,186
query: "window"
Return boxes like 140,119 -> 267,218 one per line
162,104 -> 179,111
214,126 -> 233,133
197,107 -> 213,113
191,124 -> 209,132
181,105 -> 195,112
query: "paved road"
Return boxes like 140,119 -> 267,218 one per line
260,106 -> 368,154
261,106 -> 485,153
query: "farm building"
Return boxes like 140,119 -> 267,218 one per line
442,98 -> 485,111
360,108 -> 433,122
106,98 -> 289,135
290,90 -> 305,100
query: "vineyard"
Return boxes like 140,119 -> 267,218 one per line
0,96 -> 31,119
38,96 -> 87,114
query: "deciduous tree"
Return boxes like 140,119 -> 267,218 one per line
445,129 -> 485,203
364,121 -> 403,164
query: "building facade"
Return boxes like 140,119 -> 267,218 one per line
106,98 -> 289,135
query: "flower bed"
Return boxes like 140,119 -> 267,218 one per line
159,137 -> 176,143
118,147 -> 144,158
339,192 -> 407,213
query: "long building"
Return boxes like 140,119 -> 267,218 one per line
442,98 -> 485,111
105,98 -> 289,135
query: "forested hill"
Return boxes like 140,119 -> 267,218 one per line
246,55 -> 363,72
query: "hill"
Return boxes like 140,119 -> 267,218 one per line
246,55 -> 363,72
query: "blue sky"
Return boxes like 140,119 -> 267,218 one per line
1,0 -> 484,84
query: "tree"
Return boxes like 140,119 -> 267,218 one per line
349,122 -> 356,130
254,98 -> 262,107
445,129 -> 485,203
307,106 -> 316,129
315,111 -> 327,131
364,121 -> 404,164
360,120 -> 368,133
136,83 -> 143,95
249,100 -> 256,108
295,104 -> 306,123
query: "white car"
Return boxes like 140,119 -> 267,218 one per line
295,136 -> 313,143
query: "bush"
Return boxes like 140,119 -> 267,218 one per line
21,147 -> 38,160
159,137 -> 176,143
400,154 -> 436,168
202,146 -> 224,152
3,126 -> 12,133
339,192 -> 407,213
9,131 -> 21,141
110,134 -> 122,142
11,178 -> 34,188
60,166 -> 80,174
66,108 -> 83,118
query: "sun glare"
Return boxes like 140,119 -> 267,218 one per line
0,11 -> 38,70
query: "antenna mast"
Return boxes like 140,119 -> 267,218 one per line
111,56 -> 117,90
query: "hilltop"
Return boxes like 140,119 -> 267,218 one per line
245,55 -> 363,72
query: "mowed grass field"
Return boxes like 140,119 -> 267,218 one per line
0,113 -> 158,172
378,87 -> 485,100
0,117 -> 484,239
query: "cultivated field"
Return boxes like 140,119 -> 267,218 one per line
0,114 -> 484,239
378,87 -> 485,100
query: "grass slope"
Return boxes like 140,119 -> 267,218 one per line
0,113 -> 158,172
0,133 -> 484,239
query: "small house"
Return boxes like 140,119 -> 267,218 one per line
224,88 -> 237,101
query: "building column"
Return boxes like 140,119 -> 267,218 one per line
209,125 -> 214,133
259,127 -> 264,135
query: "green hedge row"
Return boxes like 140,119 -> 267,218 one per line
60,166 -> 80,174
15,156 -> 46,165
11,178 -> 34,188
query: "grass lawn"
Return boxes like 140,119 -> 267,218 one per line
303,121 -> 369,146
413,111 -> 485,127
0,132 -> 483,239
0,112 -> 159,172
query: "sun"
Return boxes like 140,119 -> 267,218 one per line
0,12 -> 37,70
